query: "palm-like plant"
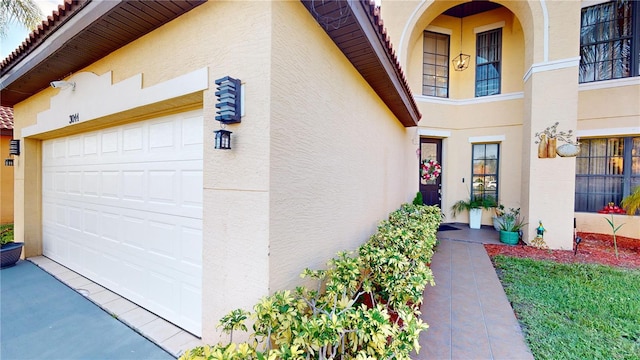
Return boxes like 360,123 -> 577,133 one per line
620,186 -> 640,215
1,0 -> 43,38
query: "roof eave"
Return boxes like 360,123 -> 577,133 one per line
302,0 -> 421,127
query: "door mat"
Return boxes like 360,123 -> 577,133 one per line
438,224 -> 459,232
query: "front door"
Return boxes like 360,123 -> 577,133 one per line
419,138 -> 442,207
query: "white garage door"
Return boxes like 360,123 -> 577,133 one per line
42,110 -> 203,336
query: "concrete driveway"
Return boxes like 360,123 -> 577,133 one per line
0,260 -> 174,360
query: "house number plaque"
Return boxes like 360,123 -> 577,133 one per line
68,113 -> 80,124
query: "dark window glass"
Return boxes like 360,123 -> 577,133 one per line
423,31 -> 450,97
476,28 -> 502,97
575,137 -> 639,214
579,0 -> 639,83
472,143 -> 499,201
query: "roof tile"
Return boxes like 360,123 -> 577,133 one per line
0,106 -> 14,130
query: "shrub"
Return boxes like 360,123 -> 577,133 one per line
0,224 -> 14,246
180,204 -> 441,360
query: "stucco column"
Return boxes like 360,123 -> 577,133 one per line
521,64 -> 579,250
14,137 -> 43,257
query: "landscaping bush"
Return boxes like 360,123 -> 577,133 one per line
180,204 -> 441,360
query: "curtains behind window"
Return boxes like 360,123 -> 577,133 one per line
579,0 -> 634,82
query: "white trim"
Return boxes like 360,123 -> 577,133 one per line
523,56 -> 581,82
581,0 -> 612,8
579,77 -> 640,91
576,127 -> 640,138
22,67 -> 208,138
468,135 -> 506,143
540,0 -> 549,62
473,21 -> 505,34
414,92 -> 524,105
426,25 -> 452,35
418,128 -> 451,138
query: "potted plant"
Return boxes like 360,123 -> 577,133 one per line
1,224 -> 24,269
497,208 -> 527,245
451,196 -> 497,229
493,203 -> 505,231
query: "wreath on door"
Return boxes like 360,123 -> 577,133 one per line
421,159 -> 442,181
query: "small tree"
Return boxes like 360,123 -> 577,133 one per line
604,215 -> 624,260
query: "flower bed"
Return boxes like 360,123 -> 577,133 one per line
485,232 -> 640,270
180,204 -> 441,360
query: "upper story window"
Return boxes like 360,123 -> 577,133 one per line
475,28 -> 502,97
579,0 -> 640,83
575,137 -> 640,213
422,31 -> 450,98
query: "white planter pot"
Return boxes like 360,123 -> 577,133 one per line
469,208 -> 482,229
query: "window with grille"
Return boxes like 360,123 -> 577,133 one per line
475,28 -> 502,97
422,31 -> 450,98
579,0 -> 640,83
471,143 -> 499,201
575,137 -> 640,213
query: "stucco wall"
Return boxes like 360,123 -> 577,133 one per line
268,1 -> 414,292
1,133 -> 14,224
10,0 -> 421,343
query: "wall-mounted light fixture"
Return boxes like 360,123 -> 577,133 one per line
50,80 -> 76,90
214,129 -> 232,150
215,76 -> 241,124
9,139 -> 20,155
213,76 -> 242,150
5,139 -> 20,167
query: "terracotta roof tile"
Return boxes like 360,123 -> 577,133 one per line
1,0 -> 78,67
0,106 -> 13,130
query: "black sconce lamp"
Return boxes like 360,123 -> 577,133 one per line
214,129 -> 232,150
5,139 -> 20,167
214,76 -> 242,150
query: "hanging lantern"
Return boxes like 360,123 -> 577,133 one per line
452,53 -> 471,71
214,129 -> 232,150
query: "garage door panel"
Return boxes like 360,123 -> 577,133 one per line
43,110 -> 203,336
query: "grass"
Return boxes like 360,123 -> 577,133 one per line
493,255 -> 640,360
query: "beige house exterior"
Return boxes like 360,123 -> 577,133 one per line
1,0 -> 638,345
381,0 -> 639,246
1,0 -> 419,343
1,107 -> 14,224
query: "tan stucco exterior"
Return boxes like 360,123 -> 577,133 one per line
1,132 -> 14,224
6,0 -> 639,344
381,0 -> 639,246
10,1 -> 419,342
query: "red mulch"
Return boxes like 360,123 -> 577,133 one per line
484,232 -> 640,270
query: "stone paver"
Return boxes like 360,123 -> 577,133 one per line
413,224 -> 534,360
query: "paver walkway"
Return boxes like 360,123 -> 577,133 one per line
413,224 -> 535,360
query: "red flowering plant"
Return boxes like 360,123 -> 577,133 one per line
421,159 -> 442,182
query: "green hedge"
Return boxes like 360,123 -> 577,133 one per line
180,204 -> 441,360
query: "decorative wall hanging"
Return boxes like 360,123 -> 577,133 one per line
534,122 -> 579,158
421,159 -> 442,181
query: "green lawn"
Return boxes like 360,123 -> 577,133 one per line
493,256 -> 640,360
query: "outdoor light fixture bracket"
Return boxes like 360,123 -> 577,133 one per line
214,76 -> 242,124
